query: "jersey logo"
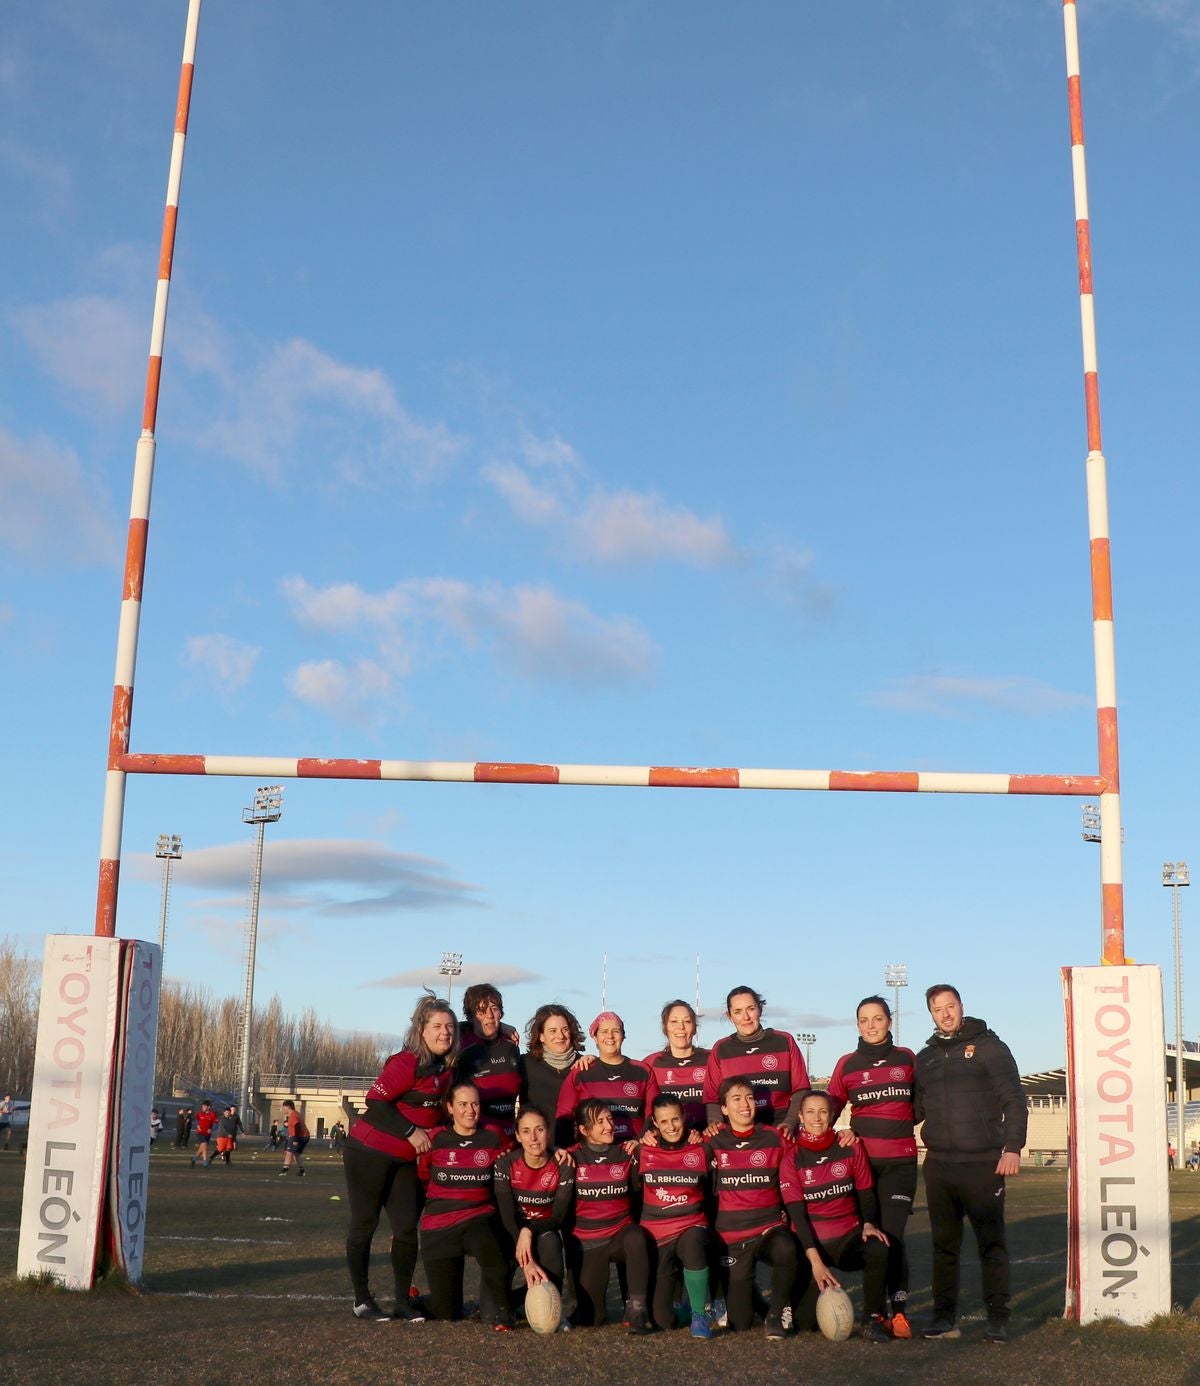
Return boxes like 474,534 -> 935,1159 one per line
692,1068 -> 705,1082
871,1059 -> 888,1067
831,1161 -> 849,1178
623,1082 -> 639,1097
609,1165 -> 624,1179
761,1055 -> 779,1070
474,1149 -> 490,1167
749,1151 -> 768,1167
890,1067 -> 906,1080
447,1152 -> 457,1164
683,1151 -> 701,1168
607,1075 -> 620,1082
964,1045 -> 976,1059
734,1140 -> 750,1149
540,1170 -> 555,1188
815,1156 -> 828,1165
744,1047 -> 760,1054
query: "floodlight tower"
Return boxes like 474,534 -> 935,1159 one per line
237,785 -> 282,1127
155,833 -> 182,956
798,1031 -> 816,1073
883,963 -> 908,1042
439,951 -> 463,1008
1163,861 -> 1190,1161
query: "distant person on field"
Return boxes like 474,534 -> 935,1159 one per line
150,1109 -> 164,1145
175,1108 -> 189,1148
216,1105 -> 243,1164
268,1121 -> 280,1151
914,984 -> 1026,1344
1168,1142 -> 1176,1172
191,1099 -> 218,1167
279,1100 -> 309,1178
0,1094 -> 13,1151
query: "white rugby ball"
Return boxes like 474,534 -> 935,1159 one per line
524,1280 -> 563,1335
816,1286 -> 855,1342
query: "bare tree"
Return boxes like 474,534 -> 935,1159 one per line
0,936 -> 40,1093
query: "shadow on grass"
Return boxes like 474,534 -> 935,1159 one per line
146,1253 -> 346,1295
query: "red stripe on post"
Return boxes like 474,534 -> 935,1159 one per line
1096,707 -> 1119,791
1102,882 -> 1125,965
124,519 -> 148,602
159,205 -> 178,280
143,356 -> 163,432
1090,538 -> 1112,621
1067,74 -> 1084,146
176,63 -> 194,135
120,753 -> 206,774
108,686 -> 132,767
649,767 -> 740,788
297,758 -> 382,779
1008,774 -> 1103,795
96,859 -> 120,939
474,763 -> 560,784
829,771 -> 919,792
1075,220 -> 1092,295
1084,373 -> 1101,452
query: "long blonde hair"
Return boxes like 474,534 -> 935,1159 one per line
402,991 -> 459,1066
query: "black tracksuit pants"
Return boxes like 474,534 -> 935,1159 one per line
923,1155 -> 1010,1321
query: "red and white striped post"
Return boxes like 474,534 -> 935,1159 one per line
1062,0 -> 1125,966
96,0 -> 202,938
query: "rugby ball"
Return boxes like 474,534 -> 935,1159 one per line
816,1287 -> 855,1342
524,1280 -> 562,1335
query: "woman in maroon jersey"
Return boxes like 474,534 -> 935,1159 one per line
643,1000 -> 711,1134
809,994 -> 917,1337
788,1090 -> 891,1343
494,1104 -> 575,1306
556,1012 -> 651,1147
456,983 -> 522,1136
418,1080 -> 513,1327
520,1004 -> 587,1145
568,1098 -> 654,1332
703,986 -> 809,1133
342,994 -> 458,1322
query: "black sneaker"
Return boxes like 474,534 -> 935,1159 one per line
984,1317 -> 1008,1343
863,1315 -> 892,1344
353,1297 -> 390,1322
764,1312 -> 787,1340
922,1316 -> 961,1340
626,1303 -> 654,1336
296,1168 -> 306,1178
392,1297 -> 427,1324
277,1168 -> 289,1176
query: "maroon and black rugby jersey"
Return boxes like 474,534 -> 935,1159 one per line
493,1149 -> 575,1237
642,1047 -> 711,1132
419,1126 -> 510,1235
825,1041 -> 917,1163
708,1124 -> 803,1243
569,1142 -> 636,1243
635,1138 -> 712,1245
703,1029 -> 809,1127
457,1031 -> 522,1136
789,1132 -> 878,1248
348,1050 -> 452,1160
556,1057 -> 651,1143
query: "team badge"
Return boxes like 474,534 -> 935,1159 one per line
623,1082 -> 639,1097
803,1168 -> 814,1183
831,1161 -> 849,1178
719,1152 -> 729,1167
609,1165 -> 623,1179
683,1151 -> 701,1169
447,1152 -> 457,1164
761,1055 -> 779,1070
692,1068 -> 705,1083
474,1149 -> 490,1166
890,1067 -> 906,1080
540,1170 -> 555,1188
964,1045 -> 976,1059
750,1150 -> 768,1167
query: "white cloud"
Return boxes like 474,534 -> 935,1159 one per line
280,574 -> 657,695
183,633 -> 261,696
363,963 -> 543,991
483,429 -> 734,568
0,426 -> 120,566
287,658 -> 393,720
862,674 -> 1089,718
10,294 -> 144,411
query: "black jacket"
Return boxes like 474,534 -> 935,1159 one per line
913,1017 -> 1027,1161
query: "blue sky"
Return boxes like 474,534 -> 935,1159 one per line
3,1 -> 1199,1076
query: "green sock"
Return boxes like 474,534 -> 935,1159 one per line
684,1269 -> 709,1317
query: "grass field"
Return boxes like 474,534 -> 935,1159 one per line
3,1146 -> 1199,1384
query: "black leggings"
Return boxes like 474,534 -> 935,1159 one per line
795,1228 -> 889,1328
527,1226 -> 566,1290
873,1159 -> 917,1303
649,1226 -> 708,1331
423,1218 -> 511,1323
724,1225 -> 797,1332
342,1140 -> 423,1304
570,1225 -> 651,1326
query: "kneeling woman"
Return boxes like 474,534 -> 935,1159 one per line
569,1099 -> 654,1333
419,1081 -> 513,1327
789,1090 -> 891,1343
494,1105 -> 575,1300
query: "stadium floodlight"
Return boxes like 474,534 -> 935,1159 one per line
883,963 -> 909,1042
1081,803 -> 1102,843
439,951 -> 464,1008
798,1031 -> 817,1072
1163,862 -> 1190,1163
154,832 -> 182,956
236,786 -> 284,1129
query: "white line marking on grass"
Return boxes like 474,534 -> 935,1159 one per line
163,1291 -> 347,1302
152,1236 -> 288,1245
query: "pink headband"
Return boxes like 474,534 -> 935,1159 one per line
589,1010 -> 624,1038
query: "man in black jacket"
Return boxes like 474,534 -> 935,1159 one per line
913,984 -> 1026,1344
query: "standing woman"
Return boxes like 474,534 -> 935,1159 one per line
703,986 -> 809,1132
568,1099 -> 654,1332
456,983 -> 522,1137
342,994 -> 457,1322
520,1004 -> 587,1146
556,1012 -> 651,1145
808,994 -> 917,1337
642,1000 -> 711,1133
419,1081 -> 513,1327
